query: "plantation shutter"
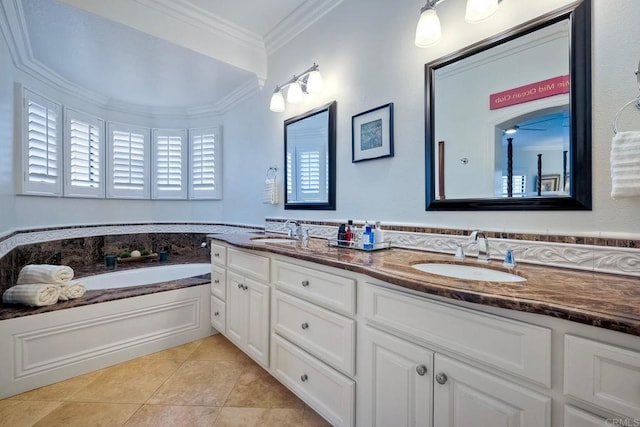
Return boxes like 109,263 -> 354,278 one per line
502,175 -> 527,197
290,141 -> 326,202
189,127 -> 222,199
152,129 -> 187,199
107,123 -> 150,199
22,90 -> 61,195
64,109 -> 104,197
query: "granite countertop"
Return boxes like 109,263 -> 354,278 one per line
0,255 -> 210,321
210,232 -> 640,337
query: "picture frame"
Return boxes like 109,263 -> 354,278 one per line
539,174 -> 561,192
352,103 -> 394,162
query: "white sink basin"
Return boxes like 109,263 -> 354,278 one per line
251,237 -> 297,244
412,263 -> 526,283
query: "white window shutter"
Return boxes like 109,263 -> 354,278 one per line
189,127 -> 222,200
152,129 -> 187,199
21,89 -> 62,195
290,141 -> 327,202
107,123 -> 150,199
64,108 -> 104,198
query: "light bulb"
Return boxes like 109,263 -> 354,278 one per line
269,89 -> 285,112
306,70 -> 323,94
287,81 -> 304,104
415,7 -> 441,48
465,0 -> 499,23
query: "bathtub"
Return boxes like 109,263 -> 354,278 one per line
81,263 -> 211,289
0,263 -> 213,398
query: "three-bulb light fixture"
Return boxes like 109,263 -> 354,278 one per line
415,0 -> 503,48
269,63 -> 323,112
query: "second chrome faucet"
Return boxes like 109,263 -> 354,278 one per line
468,230 -> 491,263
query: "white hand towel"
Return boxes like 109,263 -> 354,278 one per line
2,284 -> 61,307
611,131 -> 640,199
262,177 -> 278,205
17,264 -> 74,285
57,281 -> 86,301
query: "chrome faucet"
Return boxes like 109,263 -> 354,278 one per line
283,220 -> 305,240
469,230 -> 491,263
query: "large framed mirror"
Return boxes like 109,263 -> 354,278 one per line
425,0 -> 591,210
284,101 -> 337,210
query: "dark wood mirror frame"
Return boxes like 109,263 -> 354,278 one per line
425,0 -> 591,211
284,101 -> 337,210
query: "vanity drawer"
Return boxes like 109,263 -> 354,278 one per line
564,335 -> 640,419
210,243 -> 227,266
211,265 -> 226,301
273,260 -> 356,316
272,290 -> 355,376
210,295 -> 226,333
363,284 -> 551,386
271,334 -> 355,427
227,248 -> 269,281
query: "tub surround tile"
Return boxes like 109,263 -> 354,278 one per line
211,233 -> 640,337
32,401 -> 140,427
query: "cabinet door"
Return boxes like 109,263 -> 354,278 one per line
358,326 -> 433,427
226,271 -> 246,347
433,354 -> 550,427
244,277 -> 270,367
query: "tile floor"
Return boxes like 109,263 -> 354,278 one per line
0,334 -> 332,426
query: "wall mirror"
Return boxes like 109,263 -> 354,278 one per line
425,0 -> 591,210
284,101 -> 337,210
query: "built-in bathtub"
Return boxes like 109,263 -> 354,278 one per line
0,263 -> 213,398
81,263 -> 211,290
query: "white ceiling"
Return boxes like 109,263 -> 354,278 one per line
17,0 -> 326,112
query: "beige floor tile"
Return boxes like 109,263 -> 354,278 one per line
10,370 -> 104,402
0,400 -> 62,427
188,334 -> 254,364
124,404 -> 221,427
302,404 -> 332,427
69,358 -> 182,404
141,339 -> 204,362
32,401 -> 139,427
225,365 -> 303,409
213,407 -> 303,427
148,360 -> 243,406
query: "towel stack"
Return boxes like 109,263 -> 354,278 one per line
611,131 -> 640,199
263,176 -> 278,205
3,264 -> 86,307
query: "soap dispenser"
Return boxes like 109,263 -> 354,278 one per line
503,248 -> 515,269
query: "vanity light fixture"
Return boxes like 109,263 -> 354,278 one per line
415,0 -> 503,48
269,63 -> 323,112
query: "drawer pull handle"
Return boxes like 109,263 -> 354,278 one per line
301,280 -> 310,287
214,253 -> 220,257
435,372 -> 448,385
300,374 -> 308,382
416,365 -> 428,376
238,283 -> 243,289
238,284 -> 247,290
214,311 -> 219,316
301,322 -> 309,330
214,279 -> 220,284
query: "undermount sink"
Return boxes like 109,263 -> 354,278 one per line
412,263 -> 526,283
251,237 -> 297,244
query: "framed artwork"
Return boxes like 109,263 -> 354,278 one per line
540,174 -> 561,192
352,103 -> 394,162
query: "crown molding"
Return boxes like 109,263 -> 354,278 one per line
188,79 -> 260,117
265,0 -> 344,55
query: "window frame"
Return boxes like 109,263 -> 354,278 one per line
63,108 -> 105,198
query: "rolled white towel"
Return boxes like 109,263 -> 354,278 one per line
2,284 -> 61,307
17,264 -> 74,285
58,281 -> 86,301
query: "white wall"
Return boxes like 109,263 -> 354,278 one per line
221,0 -> 640,237
0,31 -> 16,234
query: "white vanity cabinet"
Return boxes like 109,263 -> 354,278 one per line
210,244 -> 227,333
224,248 -> 271,368
271,258 -> 356,427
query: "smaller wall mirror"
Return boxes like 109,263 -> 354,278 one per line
284,101 -> 337,210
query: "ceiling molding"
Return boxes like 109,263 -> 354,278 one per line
58,0 -> 268,83
264,0 -> 344,56
188,79 -> 260,117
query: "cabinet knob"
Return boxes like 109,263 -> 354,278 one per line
301,280 -> 310,287
214,253 -> 220,257
300,374 -> 308,382
238,283 -> 243,289
435,372 -> 448,385
416,365 -> 428,376
214,279 -> 220,284
214,311 -> 219,316
301,322 -> 309,330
